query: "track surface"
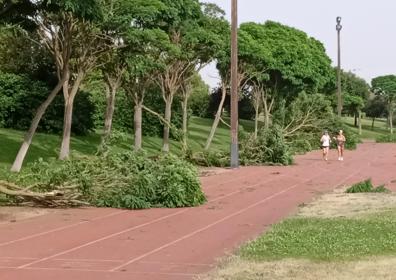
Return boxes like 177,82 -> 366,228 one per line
1,143 -> 395,280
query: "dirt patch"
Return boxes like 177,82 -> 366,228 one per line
0,206 -> 53,223
198,256 -> 396,280
296,187 -> 396,219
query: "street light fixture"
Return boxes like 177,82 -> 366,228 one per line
336,16 -> 342,117
230,0 -> 239,168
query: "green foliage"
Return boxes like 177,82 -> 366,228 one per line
142,89 -> 184,138
270,92 -> 360,154
0,28 -> 55,82
6,151 -> 206,209
371,75 -> 396,123
344,94 -> 365,113
372,75 -> 396,102
240,213 -> 396,261
189,73 -> 211,118
0,0 -> 36,29
345,179 -> 390,193
340,71 -> 370,117
365,96 -> 387,120
240,125 -> 293,166
376,134 -> 396,143
238,21 -> 333,95
0,71 -> 96,135
42,0 -> 104,21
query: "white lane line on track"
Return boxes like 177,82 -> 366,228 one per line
0,210 -> 127,247
16,144 -> 376,271
111,167 -> 352,272
15,174 -> 285,268
1,266 -> 199,276
17,209 -> 189,269
110,146 -> 379,272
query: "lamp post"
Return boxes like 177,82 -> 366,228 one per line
336,16 -> 342,117
230,0 -> 239,168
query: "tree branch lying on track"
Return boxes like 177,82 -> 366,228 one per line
0,180 -> 89,207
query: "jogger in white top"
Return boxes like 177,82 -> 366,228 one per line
320,131 -> 331,161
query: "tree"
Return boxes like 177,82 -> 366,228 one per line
0,0 -> 36,29
371,75 -> 396,134
10,0 -> 111,171
155,0 -> 227,152
239,21 -> 333,129
364,95 -> 387,129
343,94 -> 364,135
123,52 -> 165,151
340,71 -> 370,130
188,73 -> 211,118
98,0 -> 167,147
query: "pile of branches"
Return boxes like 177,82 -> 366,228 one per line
0,180 -> 88,207
0,151 -> 206,209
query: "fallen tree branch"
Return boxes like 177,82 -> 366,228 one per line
219,117 -> 231,128
0,180 -> 89,207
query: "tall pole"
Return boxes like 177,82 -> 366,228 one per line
336,16 -> 342,117
230,0 -> 239,168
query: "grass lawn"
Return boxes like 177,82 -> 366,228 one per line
0,116 -> 254,172
240,214 -> 396,261
343,116 -> 390,140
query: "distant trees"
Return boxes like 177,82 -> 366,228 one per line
4,1 -> 391,172
371,75 -> 396,134
364,96 -> 387,129
205,20 -> 333,149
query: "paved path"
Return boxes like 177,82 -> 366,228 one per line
0,143 -> 395,280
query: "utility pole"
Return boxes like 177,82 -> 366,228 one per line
336,16 -> 342,117
230,0 -> 239,168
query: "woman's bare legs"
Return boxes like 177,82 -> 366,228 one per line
340,145 -> 344,160
323,147 -> 329,161
337,146 -> 341,160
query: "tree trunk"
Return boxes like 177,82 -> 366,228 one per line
10,76 -> 67,172
102,82 -> 117,143
372,118 -> 375,130
59,97 -> 75,160
254,104 -> 259,139
182,96 -> 189,150
263,102 -> 270,130
354,114 -> 358,127
253,89 -> 260,139
59,72 -> 84,160
390,107 -> 394,134
358,110 -> 362,135
205,84 -> 226,150
134,102 -> 143,151
162,96 -> 173,153
262,93 -> 270,129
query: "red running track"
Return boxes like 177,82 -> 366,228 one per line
0,142 -> 395,280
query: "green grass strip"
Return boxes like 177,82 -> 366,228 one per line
241,215 -> 396,261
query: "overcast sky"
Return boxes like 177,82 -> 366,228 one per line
200,0 -> 396,88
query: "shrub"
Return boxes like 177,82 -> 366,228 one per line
346,179 -> 390,193
376,134 -> 396,143
0,71 -> 96,135
189,74 -> 211,118
240,125 -> 293,166
272,93 -> 360,155
6,152 -> 206,209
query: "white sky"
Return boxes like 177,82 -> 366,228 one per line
200,0 -> 396,88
